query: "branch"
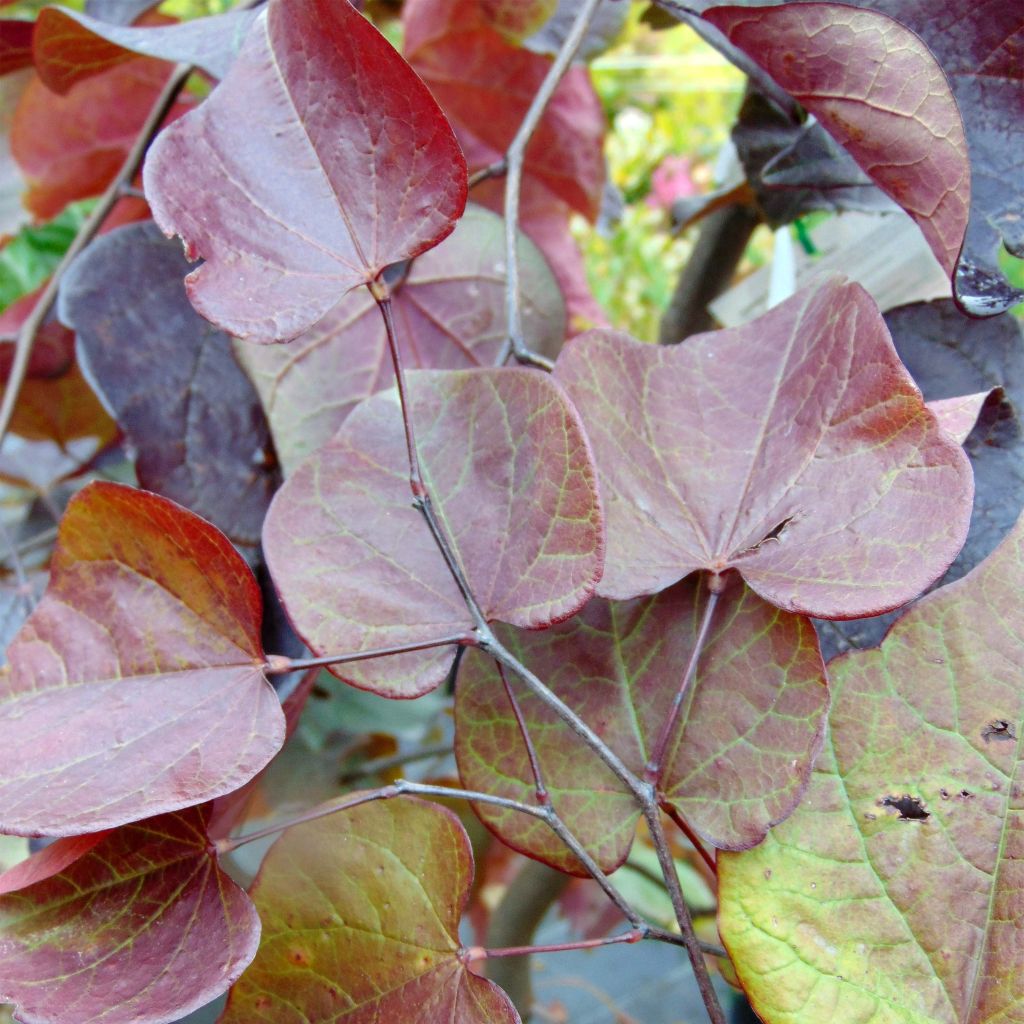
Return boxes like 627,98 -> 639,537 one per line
0,61 -> 193,449
467,928 -> 646,963
264,633 -> 472,675
498,0 -> 605,369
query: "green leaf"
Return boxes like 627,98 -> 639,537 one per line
719,512 -> 1024,1023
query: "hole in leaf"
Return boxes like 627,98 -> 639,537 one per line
880,794 -> 929,821
982,719 -> 1016,743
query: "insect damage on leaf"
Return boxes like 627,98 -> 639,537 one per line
879,794 -> 929,821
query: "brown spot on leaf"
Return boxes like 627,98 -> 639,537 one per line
288,947 -> 311,966
880,794 -> 929,821
982,719 -> 1016,743
939,788 -> 950,800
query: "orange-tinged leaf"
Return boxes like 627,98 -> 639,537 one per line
456,575 -> 827,872
703,3 -> 970,278
144,0 -> 467,344
0,481 -> 284,836
263,369 -> 604,697
219,797 -> 519,1024
553,276 -> 974,618
719,511 -> 1024,1023
0,807 -> 259,1024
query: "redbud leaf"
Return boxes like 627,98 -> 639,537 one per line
456,575 -> 827,873
11,61 -> 191,220
0,283 -> 76,381
33,6 -> 259,94
703,3 -> 970,279
0,807 -> 259,1024
144,0 -> 467,344
404,0 -> 605,222
237,204 -> 565,474
0,481 -> 284,836
719,511 -> 1024,1023
0,19 -> 32,78
84,1 -> 161,26
219,797 -> 518,1024
927,392 -> 993,447
553,276 -> 973,618
58,222 -> 277,545
263,369 -> 604,698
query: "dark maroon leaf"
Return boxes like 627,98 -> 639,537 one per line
456,575 -> 827,872
33,6 -> 260,94
732,90 -> 894,227
703,3 -> 970,282
144,0 -> 467,343
0,807 -> 259,1024
219,797 -> 519,1024
263,369 -> 604,697
0,284 -> 75,381
237,204 -> 565,474
0,19 -> 32,78
58,221 -> 277,546
553,276 -> 973,618
0,481 -> 284,836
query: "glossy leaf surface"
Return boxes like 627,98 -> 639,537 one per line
720,512 -> 1024,1023
704,3 -> 970,279
456,575 -> 827,872
263,369 -> 604,697
144,0 -> 467,343
59,222 -> 277,545
0,482 -> 284,836
84,0 -> 161,25
404,0 -> 605,222
220,797 -> 519,1024
237,204 -> 565,474
11,60 -> 188,219
553,277 -> 973,618
33,6 -> 259,93
0,807 -> 259,1024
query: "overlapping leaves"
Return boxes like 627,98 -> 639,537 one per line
0,807 -> 258,1024
456,575 -> 827,873
553,276 -> 974,618
237,204 -> 564,474
0,482 -> 284,836
220,797 -> 519,1024
144,0 -> 467,343
263,369 -> 604,698
720,511 -> 1024,1023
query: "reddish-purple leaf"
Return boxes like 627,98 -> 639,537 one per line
0,20 -> 32,78
927,391 -> 994,446
263,369 -> 604,697
456,575 -> 827,872
33,6 -> 259,94
237,204 -> 565,474
0,481 -> 284,836
144,0 -> 467,344
0,284 -> 76,380
719,510 -> 1024,1023
219,797 -> 519,1024
404,0 -> 606,223
703,3 -> 970,279
0,807 -> 259,1024
58,222 -> 278,545
553,276 -> 973,617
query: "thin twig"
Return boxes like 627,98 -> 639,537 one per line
643,805 -> 727,1024
466,928 -> 646,962
498,0 -> 605,368
468,158 -> 507,189
264,633 -> 472,675
0,62 -> 193,449
499,663 -> 550,806
662,802 -> 717,878
646,577 -> 721,781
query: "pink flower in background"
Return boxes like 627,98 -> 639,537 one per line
647,155 -> 697,209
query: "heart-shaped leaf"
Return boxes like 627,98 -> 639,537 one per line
0,807 -> 259,1024
719,509 -> 1024,1024
58,221 -> 278,545
553,276 -> 973,618
456,575 -> 827,872
144,0 -> 467,344
703,3 -> 970,281
263,368 -> 604,698
404,0 -> 605,223
219,797 -> 519,1024
33,6 -> 260,94
0,481 -> 284,836
11,61 -> 191,219
237,204 -> 565,475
